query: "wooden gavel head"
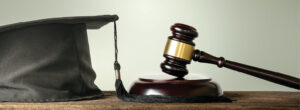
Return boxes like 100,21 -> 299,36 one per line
161,23 -> 198,78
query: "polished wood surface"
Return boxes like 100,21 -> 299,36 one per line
129,81 -> 218,97
0,91 -> 299,110
129,74 -> 218,96
138,74 -> 211,83
193,50 -> 300,90
161,23 -> 198,78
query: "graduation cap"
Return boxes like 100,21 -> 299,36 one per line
0,15 -> 118,102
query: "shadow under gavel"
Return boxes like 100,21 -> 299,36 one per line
161,23 -> 300,90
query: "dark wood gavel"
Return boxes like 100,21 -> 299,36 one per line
161,23 -> 300,90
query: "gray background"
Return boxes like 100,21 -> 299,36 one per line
0,0 -> 299,91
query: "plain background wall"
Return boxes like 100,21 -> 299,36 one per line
0,0 -> 299,91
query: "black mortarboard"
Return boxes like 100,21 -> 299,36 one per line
0,15 -> 118,102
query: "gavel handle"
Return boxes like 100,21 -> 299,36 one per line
193,50 -> 300,90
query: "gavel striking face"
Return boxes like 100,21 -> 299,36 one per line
161,23 -> 300,90
161,23 -> 198,78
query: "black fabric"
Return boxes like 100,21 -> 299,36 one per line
0,15 -> 118,32
115,79 -> 232,103
0,15 -> 118,102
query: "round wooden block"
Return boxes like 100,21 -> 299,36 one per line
129,74 -> 219,97
139,74 -> 211,83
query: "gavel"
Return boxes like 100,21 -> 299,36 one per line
161,23 -> 300,90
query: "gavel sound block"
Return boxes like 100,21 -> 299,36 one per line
129,74 -> 220,97
129,23 -> 300,97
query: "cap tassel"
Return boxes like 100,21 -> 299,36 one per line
113,20 -> 132,100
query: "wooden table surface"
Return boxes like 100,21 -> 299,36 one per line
0,91 -> 299,110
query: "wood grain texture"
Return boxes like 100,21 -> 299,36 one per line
0,91 -> 299,110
